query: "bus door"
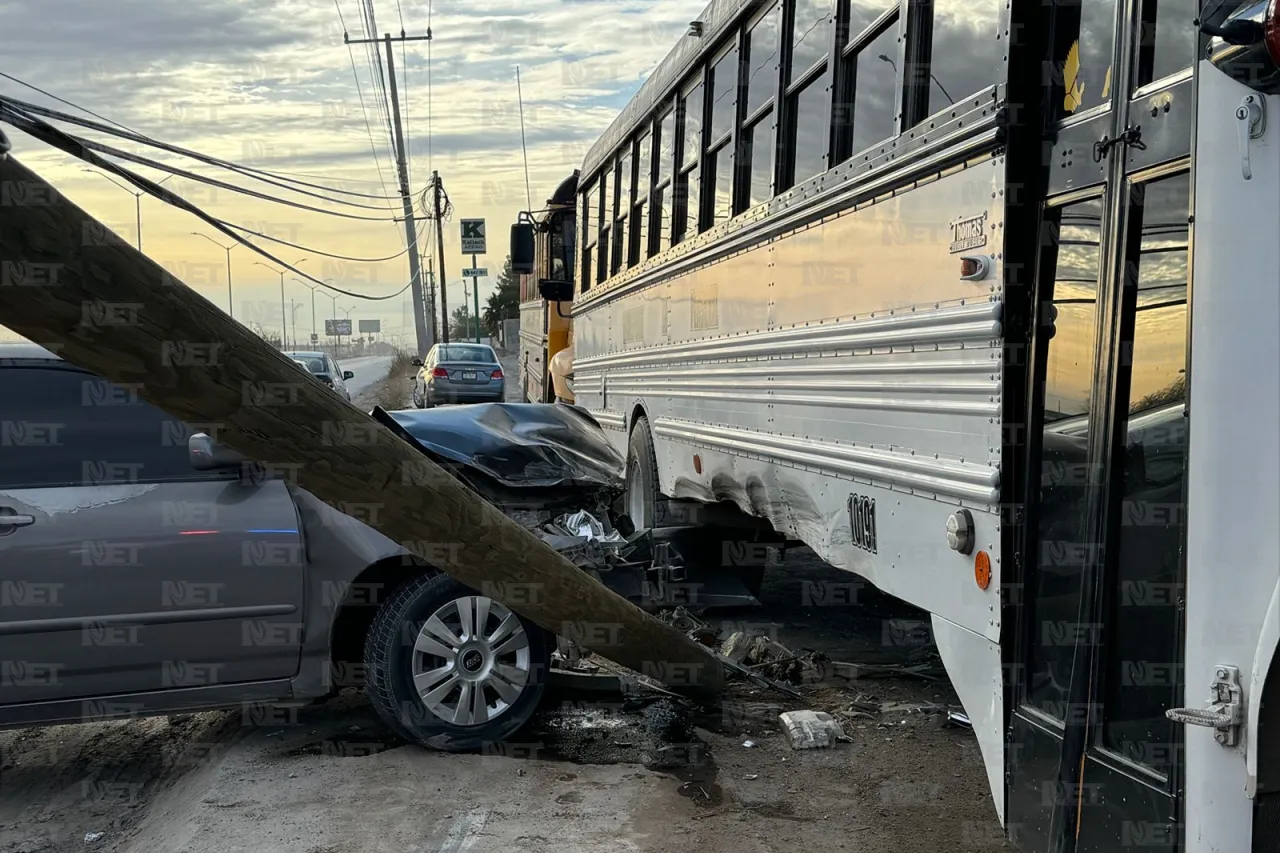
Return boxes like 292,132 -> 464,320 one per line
1007,0 -> 1196,850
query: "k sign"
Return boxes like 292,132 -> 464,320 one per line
460,219 -> 487,254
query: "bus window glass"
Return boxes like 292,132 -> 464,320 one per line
792,0 -> 833,78
612,225 -> 627,276
682,83 -> 704,168
746,5 -> 780,117
655,186 -> 671,248
597,168 -> 609,242
616,150 -> 633,217
711,149 -> 733,226
1101,172 -> 1189,777
1135,0 -> 1196,88
583,182 -> 597,248
1027,195 -> 1103,716
658,111 -> 675,186
679,165 -> 701,240
633,200 -> 650,262
636,132 -> 653,197
746,117 -> 774,206
924,0 -> 1002,116
581,246 -> 593,292
710,47 -> 738,142
1059,0 -> 1117,118
792,79 -> 831,185
848,0 -> 887,40
851,23 -> 899,156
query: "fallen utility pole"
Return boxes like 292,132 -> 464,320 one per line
0,152 -> 722,695
343,28 -> 432,357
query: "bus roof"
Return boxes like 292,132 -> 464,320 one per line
581,0 -> 748,180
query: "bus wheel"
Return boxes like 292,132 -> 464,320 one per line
625,417 -> 670,529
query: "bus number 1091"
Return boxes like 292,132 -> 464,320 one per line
848,494 -> 878,555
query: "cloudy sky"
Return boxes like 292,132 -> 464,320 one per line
1,0 -> 703,349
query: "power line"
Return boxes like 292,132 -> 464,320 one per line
0,102 -> 413,302
0,77 -> 401,203
335,0 -> 398,206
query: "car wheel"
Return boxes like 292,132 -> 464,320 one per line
625,416 -> 672,529
412,383 -> 423,409
363,573 -> 551,751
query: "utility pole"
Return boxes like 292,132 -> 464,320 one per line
425,254 -> 438,343
432,170 -> 450,343
342,27 -> 432,358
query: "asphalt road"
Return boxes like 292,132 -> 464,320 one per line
336,354 -> 393,398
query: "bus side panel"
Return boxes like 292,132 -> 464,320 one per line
575,155 -> 1005,647
519,297 -> 547,403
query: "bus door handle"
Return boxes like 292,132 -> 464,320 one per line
1237,94 -> 1266,181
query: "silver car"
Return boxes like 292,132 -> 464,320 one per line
411,344 -> 504,408
0,343 -> 549,748
282,350 -> 354,401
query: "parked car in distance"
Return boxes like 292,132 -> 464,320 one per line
283,351 -> 353,401
0,342 -> 550,749
411,344 -> 504,408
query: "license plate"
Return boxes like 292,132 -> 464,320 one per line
461,371 -> 477,380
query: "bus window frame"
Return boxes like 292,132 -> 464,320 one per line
739,1 -> 781,214
834,5 -> 901,165
674,73 -> 709,244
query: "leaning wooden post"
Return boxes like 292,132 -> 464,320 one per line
0,152 -> 722,695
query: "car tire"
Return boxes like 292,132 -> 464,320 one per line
363,573 -> 551,751
625,416 -> 672,529
412,383 -> 424,409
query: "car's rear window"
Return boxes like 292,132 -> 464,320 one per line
438,346 -> 495,363
287,355 -> 327,373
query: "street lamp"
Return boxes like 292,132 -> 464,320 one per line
293,277 -> 335,350
191,232 -> 238,318
254,257 -> 306,349
878,54 -> 953,106
82,169 -> 175,252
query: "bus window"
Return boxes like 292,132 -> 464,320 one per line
613,149 -> 633,276
1134,0 -> 1196,89
790,77 -> 831,185
746,4 -> 779,119
709,46 -> 738,144
847,12 -> 899,158
581,180 -> 597,293
677,163 -> 701,241
656,110 -> 675,247
792,0 -> 834,81
597,164 -> 610,286
922,0 -> 1003,116
746,119 -> 774,207
634,132 -> 653,262
681,82 -> 704,171
711,148 -> 734,226
1058,0 -> 1117,118
676,81 -> 704,242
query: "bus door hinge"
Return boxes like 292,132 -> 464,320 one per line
1166,665 -> 1243,747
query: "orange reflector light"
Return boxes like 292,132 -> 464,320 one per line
960,257 -> 980,278
693,454 -> 703,474
974,550 -> 992,591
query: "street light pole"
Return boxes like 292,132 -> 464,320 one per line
84,169 -> 174,252
254,257 -> 306,349
192,232 -> 238,318
294,278 -> 333,349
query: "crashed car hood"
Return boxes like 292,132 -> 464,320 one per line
372,402 -> 625,490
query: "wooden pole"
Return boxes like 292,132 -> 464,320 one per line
0,153 -> 722,695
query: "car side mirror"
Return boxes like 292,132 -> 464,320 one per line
343,370 -> 354,380
189,432 -> 245,472
411,356 -> 423,366
511,219 -> 535,274
538,279 -> 573,302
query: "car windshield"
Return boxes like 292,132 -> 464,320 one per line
437,345 -> 494,363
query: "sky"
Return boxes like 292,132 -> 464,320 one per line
0,0 -> 705,350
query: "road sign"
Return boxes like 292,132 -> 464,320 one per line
460,219 -> 487,254
325,319 -> 352,336
358,319 -> 381,334
461,267 -> 489,278
310,333 -> 318,344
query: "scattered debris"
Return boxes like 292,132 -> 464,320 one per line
556,510 -> 627,544
945,710 -> 972,729
742,740 -> 757,748
779,710 -> 846,750
744,774 -> 759,780
83,832 -> 104,844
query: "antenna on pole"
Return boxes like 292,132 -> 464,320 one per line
516,65 -> 533,213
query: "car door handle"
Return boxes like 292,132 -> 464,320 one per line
0,513 -> 35,529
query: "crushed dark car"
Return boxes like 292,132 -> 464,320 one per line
372,402 -> 773,612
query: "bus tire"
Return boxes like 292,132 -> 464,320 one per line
625,416 -> 670,529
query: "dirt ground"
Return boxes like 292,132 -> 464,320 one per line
0,355 -> 1013,853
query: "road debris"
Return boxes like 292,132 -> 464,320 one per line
742,740 -> 757,748
945,710 -> 972,729
779,710 -> 846,750
83,832 -> 104,844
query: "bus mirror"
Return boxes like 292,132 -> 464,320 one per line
538,279 -> 574,302
511,223 -> 535,274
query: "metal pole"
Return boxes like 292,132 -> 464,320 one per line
433,170 -> 450,343
134,193 -> 142,252
311,288 -> 317,345
384,33 -> 432,358
279,273 -> 287,349
225,247 -> 234,319
471,252 -> 481,343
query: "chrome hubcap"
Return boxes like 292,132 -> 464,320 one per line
410,596 -> 530,727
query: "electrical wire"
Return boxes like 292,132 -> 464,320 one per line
335,0 -> 398,206
222,216 -> 429,263
0,102 -> 413,302
0,74 -> 401,203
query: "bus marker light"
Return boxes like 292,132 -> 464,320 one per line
974,551 -> 992,591
693,454 -> 702,474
